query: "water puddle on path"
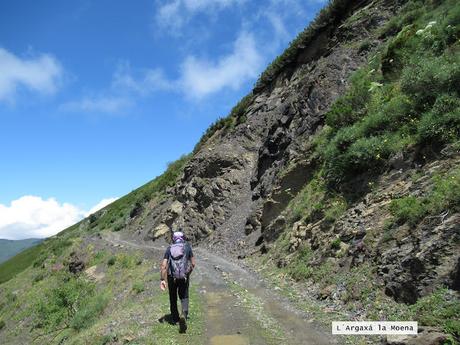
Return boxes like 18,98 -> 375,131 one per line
210,335 -> 249,345
203,290 -> 268,345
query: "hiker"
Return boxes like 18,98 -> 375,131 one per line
160,230 -> 196,331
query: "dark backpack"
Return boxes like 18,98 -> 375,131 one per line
168,242 -> 189,280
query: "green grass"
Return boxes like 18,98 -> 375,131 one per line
286,173 -> 326,224
390,166 -> 460,226
132,281 -> 145,294
89,154 -> 190,233
193,93 -> 253,153
316,0 -> 460,186
0,242 -> 44,284
32,271 -> 108,333
107,256 -> 116,266
411,288 -> 460,338
0,154 -> 189,286
150,283 -> 204,345
287,246 -> 314,281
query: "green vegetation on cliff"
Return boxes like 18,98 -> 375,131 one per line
268,0 -> 460,339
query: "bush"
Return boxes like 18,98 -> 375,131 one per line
33,253 -> 47,268
362,93 -> 414,136
429,168 -> 460,213
33,272 -> 45,284
324,133 -> 398,183
34,273 -> 98,331
132,282 -> 145,294
324,198 -> 347,224
92,250 -> 107,265
0,319 -> 5,330
49,237 -> 73,256
112,222 -> 124,232
287,246 -> 313,281
411,288 -> 460,337
389,196 -> 427,227
400,54 -> 460,111
326,69 -> 373,129
390,168 -> 460,227
107,257 -> 116,266
70,293 -> 110,331
330,237 -> 341,250
118,253 -> 136,269
417,94 -> 460,144
287,176 -> 326,223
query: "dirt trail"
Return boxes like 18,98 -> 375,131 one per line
103,232 -> 336,345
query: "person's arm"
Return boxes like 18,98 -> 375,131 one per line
160,249 -> 169,290
188,244 -> 196,273
160,258 -> 168,281
190,256 -> 196,272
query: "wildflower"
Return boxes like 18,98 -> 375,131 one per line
368,82 -> 383,92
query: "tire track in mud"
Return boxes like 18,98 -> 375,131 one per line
103,233 -> 336,345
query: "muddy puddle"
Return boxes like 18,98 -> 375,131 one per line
210,335 -> 249,345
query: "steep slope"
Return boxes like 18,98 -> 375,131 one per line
0,238 -> 42,264
1,0 -> 459,343
146,0 -> 459,303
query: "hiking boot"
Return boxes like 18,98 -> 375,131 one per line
179,316 -> 187,333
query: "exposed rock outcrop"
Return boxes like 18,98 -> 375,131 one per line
129,0 -> 460,309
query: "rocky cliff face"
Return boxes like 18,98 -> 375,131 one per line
149,0 -> 394,241
126,0 -> 460,307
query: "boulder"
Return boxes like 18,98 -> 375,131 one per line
153,223 -> 170,240
169,201 -> 184,215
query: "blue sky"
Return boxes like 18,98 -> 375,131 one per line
0,0 -> 326,239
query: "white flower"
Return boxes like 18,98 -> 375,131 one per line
368,82 -> 383,92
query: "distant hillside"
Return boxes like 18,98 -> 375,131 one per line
0,238 -> 43,264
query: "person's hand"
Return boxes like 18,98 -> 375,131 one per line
160,280 -> 167,291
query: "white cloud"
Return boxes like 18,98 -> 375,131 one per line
0,47 -> 63,103
0,196 -> 117,240
155,0 -> 245,32
112,62 -> 175,94
111,31 -> 262,99
179,32 -> 262,98
60,96 -> 131,114
85,197 -> 118,217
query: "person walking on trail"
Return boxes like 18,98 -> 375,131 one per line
160,230 -> 196,332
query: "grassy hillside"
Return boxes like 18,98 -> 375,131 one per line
0,154 -> 193,343
0,239 -> 204,344
0,238 -> 43,264
0,154 -> 189,286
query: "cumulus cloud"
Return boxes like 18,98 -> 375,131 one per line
85,197 -> 118,217
156,0 -> 245,32
116,32 -> 262,99
179,32 -> 262,98
112,62 -> 175,94
0,47 -> 63,103
60,96 -> 131,114
0,196 -> 117,240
